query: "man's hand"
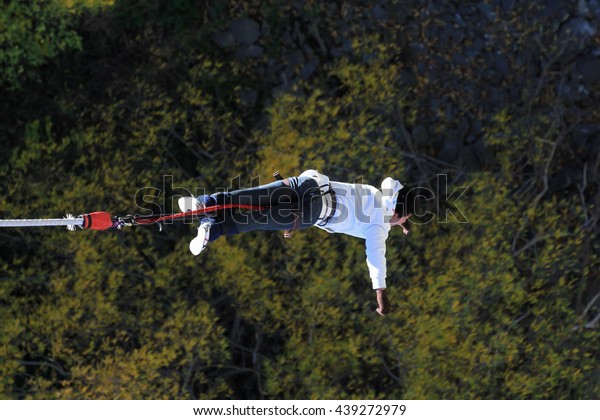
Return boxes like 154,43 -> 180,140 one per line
390,213 -> 412,235
399,213 -> 412,235
376,288 -> 391,316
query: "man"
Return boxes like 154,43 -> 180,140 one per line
178,170 -> 412,317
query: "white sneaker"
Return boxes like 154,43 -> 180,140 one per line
178,196 -> 204,213
189,219 -> 212,255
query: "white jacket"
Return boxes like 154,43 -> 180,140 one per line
314,176 -> 403,289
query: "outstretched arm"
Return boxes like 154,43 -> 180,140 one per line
365,226 -> 390,316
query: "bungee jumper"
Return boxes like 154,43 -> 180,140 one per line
178,169 -> 412,317
0,169 -> 412,317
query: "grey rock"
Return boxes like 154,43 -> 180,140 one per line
549,168 -> 578,191
462,144 -> 481,170
260,21 -> 270,38
575,124 -> 600,137
556,80 -> 588,101
445,102 -> 456,121
331,39 -> 350,58
292,21 -> 306,44
281,31 -> 295,48
412,126 -> 428,146
561,17 -> 597,39
558,17 -> 597,58
574,126 -> 600,158
573,132 -> 589,151
234,44 -> 264,60
478,52 -> 511,86
406,22 -> 421,38
430,98 -> 440,114
280,65 -> 295,85
330,48 -> 343,58
451,29 -> 466,44
400,70 -> 417,86
271,82 -> 298,98
465,38 -> 484,58
489,87 -> 507,104
362,52 -> 378,63
478,2 -> 497,21
255,65 -> 266,77
411,42 -> 428,56
474,137 -> 493,166
300,58 -> 319,80
396,7 -> 408,24
284,49 -> 304,68
582,137 -> 599,159
451,52 -> 468,66
316,34 -> 332,57
229,18 -> 261,45
265,59 -> 284,84
301,44 -> 315,60
237,88 -> 258,108
457,118 -> 470,140
438,137 -> 462,163
465,134 -> 478,145
457,4 -> 477,17
372,5 -> 390,21
541,0 -> 570,20
494,52 -> 511,77
454,13 -> 466,26
590,0 -> 600,18
213,31 -> 236,49
500,0 -> 515,14
576,56 -> 600,84
472,119 -> 483,135
339,38 -> 352,53
578,0 -> 591,17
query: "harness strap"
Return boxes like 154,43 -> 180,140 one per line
316,188 -> 337,227
273,171 -> 299,238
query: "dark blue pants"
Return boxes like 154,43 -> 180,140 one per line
202,175 -> 323,242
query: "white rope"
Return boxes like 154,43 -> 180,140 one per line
0,215 -> 83,230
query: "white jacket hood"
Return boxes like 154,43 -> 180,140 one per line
381,177 -> 404,219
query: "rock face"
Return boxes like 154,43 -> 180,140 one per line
562,17 -> 597,38
213,18 -> 265,62
213,18 -> 261,49
234,44 -> 264,60
371,4 -> 390,21
437,137 -> 462,163
229,18 -> 261,45
209,2 -> 598,177
300,58 -> 319,80
576,56 -> 600,84
213,31 -> 236,49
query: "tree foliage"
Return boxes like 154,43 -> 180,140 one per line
1,0 -> 598,399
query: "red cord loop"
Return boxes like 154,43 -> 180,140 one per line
134,204 -> 265,225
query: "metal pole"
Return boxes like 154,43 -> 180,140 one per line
0,217 -> 84,229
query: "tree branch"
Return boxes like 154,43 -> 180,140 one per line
580,291 -> 600,320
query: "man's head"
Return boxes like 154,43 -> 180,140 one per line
394,184 -> 415,217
